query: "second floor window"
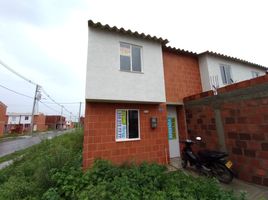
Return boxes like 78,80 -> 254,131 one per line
25,116 -> 29,120
120,43 -> 142,72
220,64 -> 232,84
251,71 -> 260,78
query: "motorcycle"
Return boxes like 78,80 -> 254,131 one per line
180,137 -> 234,184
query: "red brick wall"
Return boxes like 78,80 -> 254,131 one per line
83,102 -> 169,169
162,50 -> 202,102
184,74 -> 268,186
185,105 -> 220,150
0,102 -> 7,136
34,114 -> 48,132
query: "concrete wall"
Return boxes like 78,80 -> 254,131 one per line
184,74 -> 268,186
86,27 -> 166,103
83,102 -> 169,169
199,54 -> 266,91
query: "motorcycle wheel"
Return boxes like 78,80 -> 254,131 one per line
211,163 -> 233,184
181,157 -> 188,168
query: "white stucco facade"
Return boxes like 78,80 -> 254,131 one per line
199,54 -> 266,91
85,28 -> 166,103
7,113 -> 32,125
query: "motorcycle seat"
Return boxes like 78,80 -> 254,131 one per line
198,150 -> 228,160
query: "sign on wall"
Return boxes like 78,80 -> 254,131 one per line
167,117 -> 176,140
116,110 -> 127,139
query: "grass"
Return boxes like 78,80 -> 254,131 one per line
0,128 -> 83,199
0,128 -> 245,200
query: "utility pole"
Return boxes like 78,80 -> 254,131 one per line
30,85 -> 39,135
78,102 -> 82,128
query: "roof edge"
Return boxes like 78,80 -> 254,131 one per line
199,51 -> 267,70
162,45 -> 197,57
88,20 -> 169,45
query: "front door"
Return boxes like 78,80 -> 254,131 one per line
167,106 -> 180,158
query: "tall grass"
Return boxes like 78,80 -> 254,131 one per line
0,129 -> 83,199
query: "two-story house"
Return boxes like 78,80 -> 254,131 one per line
6,113 -> 47,133
198,51 -> 267,91
83,20 -> 202,168
83,20 -> 267,169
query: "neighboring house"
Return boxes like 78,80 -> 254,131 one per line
33,113 -> 48,132
6,113 -> 48,133
0,102 -> 7,137
45,115 -> 66,130
7,113 -> 32,133
66,120 -> 74,129
83,20 -> 202,168
198,51 -> 267,91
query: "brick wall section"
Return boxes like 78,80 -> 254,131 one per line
34,114 -> 48,132
45,115 -> 66,129
0,102 -> 7,136
185,105 -> 220,150
83,102 -> 169,169
184,74 -> 268,186
162,50 -> 202,102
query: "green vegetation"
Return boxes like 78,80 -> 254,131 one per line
0,129 -> 245,200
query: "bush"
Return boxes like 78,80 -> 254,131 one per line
0,129 -> 245,199
44,160 -> 245,200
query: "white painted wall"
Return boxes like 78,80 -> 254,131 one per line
199,54 -> 266,91
7,114 -> 32,124
85,28 -> 166,103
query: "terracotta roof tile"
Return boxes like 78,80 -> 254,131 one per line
199,51 -> 267,70
88,20 -> 169,45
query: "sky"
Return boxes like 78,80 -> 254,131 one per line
0,0 -> 268,120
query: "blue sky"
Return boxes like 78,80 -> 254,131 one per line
0,0 -> 267,120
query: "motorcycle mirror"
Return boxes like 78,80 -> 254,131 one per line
196,136 -> 202,141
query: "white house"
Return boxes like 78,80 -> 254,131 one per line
198,51 -> 267,91
7,113 -> 32,125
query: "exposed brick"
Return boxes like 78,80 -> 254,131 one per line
261,143 -> 268,151
244,149 -> 256,157
197,118 -> 203,124
237,117 -> 247,123
239,133 -> 251,140
235,140 -> 247,148
228,132 -> 238,139
255,169 -> 267,176
252,176 -> 263,185
163,50 -> 202,102
232,148 -> 242,155
225,117 -> 235,124
252,134 -> 265,141
208,124 -> 216,130
264,178 -> 268,187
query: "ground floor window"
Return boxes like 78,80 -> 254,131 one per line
116,109 -> 140,141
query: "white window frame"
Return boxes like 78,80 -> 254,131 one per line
251,71 -> 260,78
119,42 -> 143,73
220,64 -> 232,85
115,109 -> 141,142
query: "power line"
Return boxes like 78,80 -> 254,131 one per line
0,59 -> 73,116
41,87 -> 72,115
39,100 -> 59,113
41,102 -> 84,105
0,59 -> 38,86
0,83 -> 33,99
